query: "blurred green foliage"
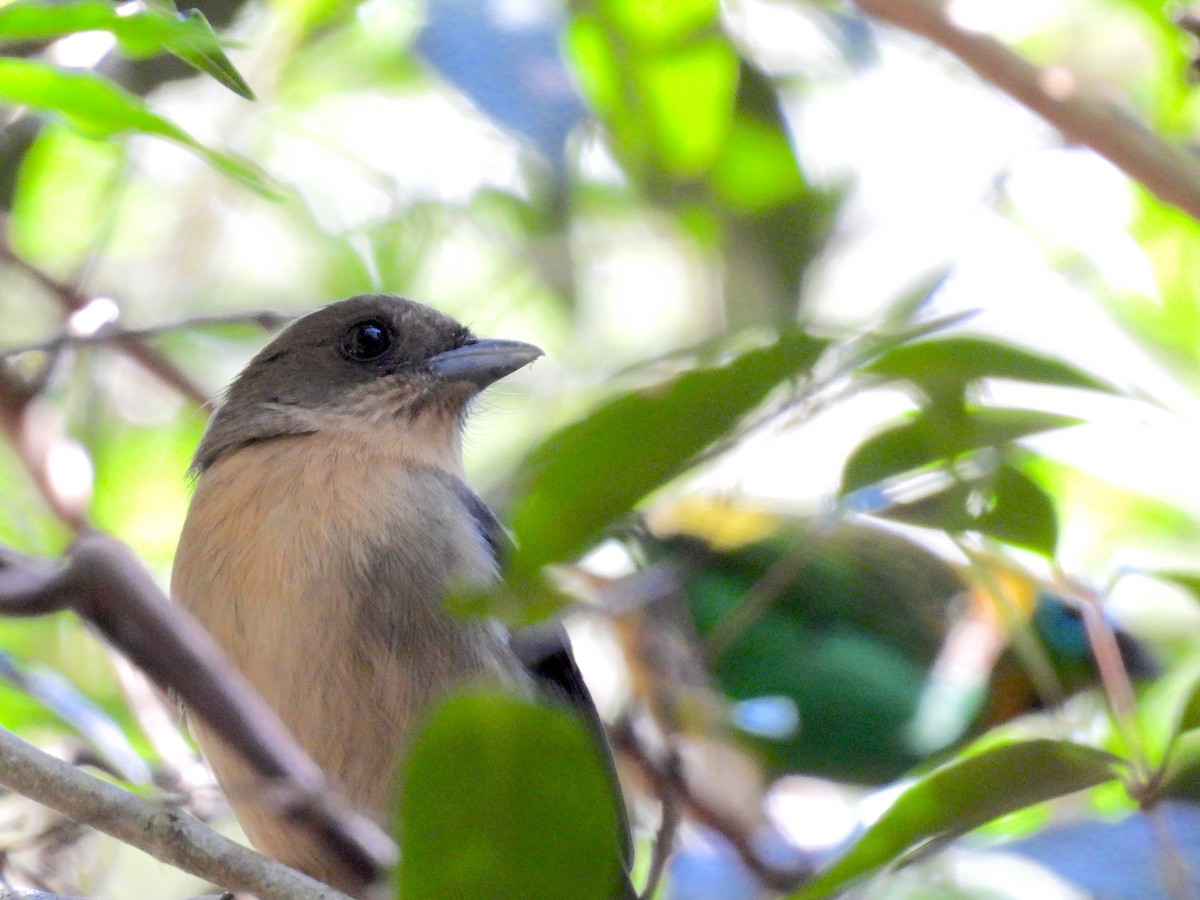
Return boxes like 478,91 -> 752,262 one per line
3,0 -> 1200,897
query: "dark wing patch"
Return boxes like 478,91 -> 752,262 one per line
450,480 -> 510,567
510,623 -> 635,874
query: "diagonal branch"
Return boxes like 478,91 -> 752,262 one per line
0,724 -> 352,900
0,242 -> 211,407
0,534 -> 396,890
853,0 -> 1200,221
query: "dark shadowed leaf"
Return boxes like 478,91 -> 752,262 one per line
398,692 -> 625,900
841,407 -> 1082,496
795,739 -> 1126,898
877,460 -> 1060,557
506,330 -> 828,581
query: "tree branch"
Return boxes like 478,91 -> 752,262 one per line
0,241 -> 211,407
0,534 -> 396,890
854,0 -> 1200,221
610,721 -> 812,894
0,725 -> 351,900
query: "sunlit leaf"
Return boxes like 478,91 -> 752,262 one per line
841,407 -> 1082,496
865,335 -> 1117,400
398,692 -> 625,900
0,0 -> 253,99
1118,189 -> 1200,382
9,124 -> 123,268
796,739 -> 1126,898
506,330 -> 828,582
639,38 -> 738,176
166,9 -> 255,100
1153,571 -> 1200,605
599,0 -> 717,46
565,16 -> 621,118
0,59 -> 275,195
90,417 -> 206,570
709,115 -> 804,212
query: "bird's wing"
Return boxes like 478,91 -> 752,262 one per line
457,481 -> 635,886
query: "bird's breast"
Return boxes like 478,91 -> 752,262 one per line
172,430 -> 521,864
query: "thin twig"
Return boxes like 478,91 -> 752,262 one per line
0,726 -> 351,900
0,371 -> 87,532
637,745 -> 682,900
854,0 -> 1200,221
0,311 -> 296,359
610,721 -> 812,894
1063,577 -> 1150,783
0,241 -> 209,405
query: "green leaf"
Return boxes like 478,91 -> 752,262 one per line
506,330 -> 828,582
9,123 -> 123,268
1152,665 -> 1200,801
795,739 -> 1126,898
841,407 -> 1083,496
864,335 -> 1117,401
0,59 -> 274,195
162,9 -> 255,100
398,692 -> 626,900
638,38 -> 738,176
566,0 -> 735,179
0,0 -> 254,99
1153,571 -> 1200,605
598,0 -> 718,46
875,459 -> 1060,556
709,115 -> 804,213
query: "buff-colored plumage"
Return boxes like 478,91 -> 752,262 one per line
172,296 -> 539,894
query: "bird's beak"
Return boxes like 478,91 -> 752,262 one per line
428,339 -> 544,389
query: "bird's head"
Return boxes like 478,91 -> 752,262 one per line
191,294 -> 542,474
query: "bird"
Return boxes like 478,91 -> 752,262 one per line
621,498 -> 1156,785
171,294 -> 630,896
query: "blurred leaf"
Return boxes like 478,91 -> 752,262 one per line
865,335 -> 1117,401
566,16 -> 622,119
90,416 -> 206,570
842,408 -> 1082,496
1116,190 -> 1200,383
567,0 -> 736,178
506,330 -> 828,581
639,39 -> 738,176
1154,664 -> 1200,798
598,0 -> 717,46
796,739 -> 1126,898
0,59 -> 275,195
268,0 -> 370,40
0,0 -> 253,99
709,116 -> 804,213
9,124 -> 123,268
876,460 -> 1060,556
398,691 -> 625,900
1153,571 -> 1200,605
713,61 -> 838,325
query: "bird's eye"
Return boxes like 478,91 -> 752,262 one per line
341,320 -> 393,362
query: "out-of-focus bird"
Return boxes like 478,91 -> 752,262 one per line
172,295 -> 630,896
619,497 -> 1155,785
